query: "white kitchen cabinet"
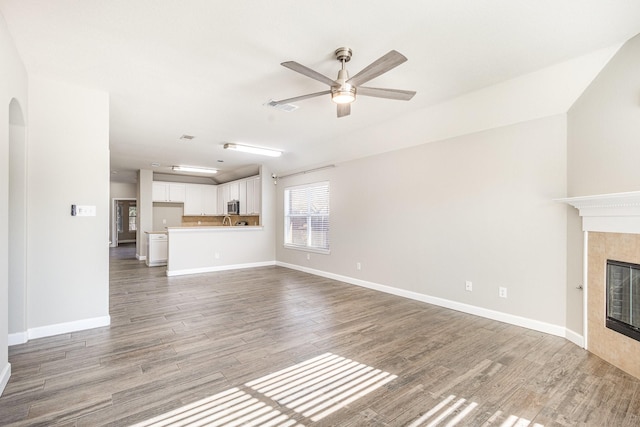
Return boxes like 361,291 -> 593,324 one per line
152,182 -> 186,202
146,232 -> 167,267
217,176 -> 260,215
239,180 -> 248,215
217,184 -> 230,214
244,177 -> 261,215
228,181 -> 240,201
184,184 -> 217,215
202,185 -> 217,215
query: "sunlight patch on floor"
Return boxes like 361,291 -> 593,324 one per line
129,387 -> 303,427
407,395 -> 544,427
130,352 -> 396,426
246,352 -> 397,421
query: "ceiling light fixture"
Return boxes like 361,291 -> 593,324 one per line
223,143 -> 282,158
331,66 -> 356,104
172,165 -> 217,174
331,88 -> 356,104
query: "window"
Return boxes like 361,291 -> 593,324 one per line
128,205 -> 137,231
284,182 -> 330,252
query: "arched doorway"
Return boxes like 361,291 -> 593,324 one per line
8,98 -> 27,343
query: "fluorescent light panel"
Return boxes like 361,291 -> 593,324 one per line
172,165 -> 217,174
224,143 -> 282,158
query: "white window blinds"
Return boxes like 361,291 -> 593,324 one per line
284,182 -> 330,252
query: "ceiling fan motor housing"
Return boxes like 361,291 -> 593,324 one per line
331,68 -> 356,104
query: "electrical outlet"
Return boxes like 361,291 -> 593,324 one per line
465,281 -> 472,291
356,262 -> 362,270
306,253 -> 311,260
162,219 -> 167,225
499,287 -> 507,298
214,252 -> 220,259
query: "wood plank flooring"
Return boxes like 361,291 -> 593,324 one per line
1,243 -> 639,426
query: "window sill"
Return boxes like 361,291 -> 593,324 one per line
284,244 -> 330,255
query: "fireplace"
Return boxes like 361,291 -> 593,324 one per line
607,259 -> 640,342
559,190 -> 640,380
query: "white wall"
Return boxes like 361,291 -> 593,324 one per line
25,75 -> 110,334
152,203 -> 183,231
110,181 -> 136,199
0,11 -> 28,395
8,99 -> 27,337
568,33 -> 640,197
277,115 -> 569,333
137,170 -> 153,259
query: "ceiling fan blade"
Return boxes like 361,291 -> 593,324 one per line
337,103 -> 351,118
281,61 -> 336,87
357,86 -> 416,101
346,50 -> 408,87
274,90 -> 331,105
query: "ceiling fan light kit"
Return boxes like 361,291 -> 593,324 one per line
275,46 -> 416,117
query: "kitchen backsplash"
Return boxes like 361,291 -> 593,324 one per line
181,215 -> 260,227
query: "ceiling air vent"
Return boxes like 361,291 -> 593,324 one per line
265,100 -> 299,112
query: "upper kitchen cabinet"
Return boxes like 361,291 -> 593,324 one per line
153,182 -> 186,202
217,184 -> 230,214
242,176 -> 261,215
218,176 -> 260,215
184,184 -> 217,216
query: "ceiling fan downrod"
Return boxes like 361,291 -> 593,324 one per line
332,47 -> 355,104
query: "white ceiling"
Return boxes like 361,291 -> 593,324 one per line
2,0 -> 640,184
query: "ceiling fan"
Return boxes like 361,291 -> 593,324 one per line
274,47 -> 416,118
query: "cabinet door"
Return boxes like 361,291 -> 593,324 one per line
239,179 -> 248,215
244,179 -> 254,215
228,181 -> 240,201
203,185 -> 217,215
168,183 -> 186,202
251,177 -> 261,214
152,182 -> 169,202
183,184 -> 203,215
218,184 -> 230,214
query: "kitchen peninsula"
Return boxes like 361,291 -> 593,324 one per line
165,225 -> 274,276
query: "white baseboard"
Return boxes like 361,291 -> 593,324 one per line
277,261 -> 580,342
565,328 -> 585,348
167,261 -> 276,277
0,363 -> 10,397
136,253 -> 147,261
8,315 -> 111,346
7,331 -> 28,346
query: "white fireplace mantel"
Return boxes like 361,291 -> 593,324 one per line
557,191 -> 640,234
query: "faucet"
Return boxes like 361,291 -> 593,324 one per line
222,215 -> 232,226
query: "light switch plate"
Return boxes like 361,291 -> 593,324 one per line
75,205 -> 96,216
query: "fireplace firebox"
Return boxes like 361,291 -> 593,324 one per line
607,259 -> 640,342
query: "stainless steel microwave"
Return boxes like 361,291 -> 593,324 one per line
227,200 -> 240,215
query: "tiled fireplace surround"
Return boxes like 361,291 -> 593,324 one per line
562,191 -> 640,379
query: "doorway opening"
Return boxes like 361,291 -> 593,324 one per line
111,198 -> 137,247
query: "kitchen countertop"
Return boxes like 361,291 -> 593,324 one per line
167,226 -> 263,233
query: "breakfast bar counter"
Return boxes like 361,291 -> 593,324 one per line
165,225 -> 274,276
